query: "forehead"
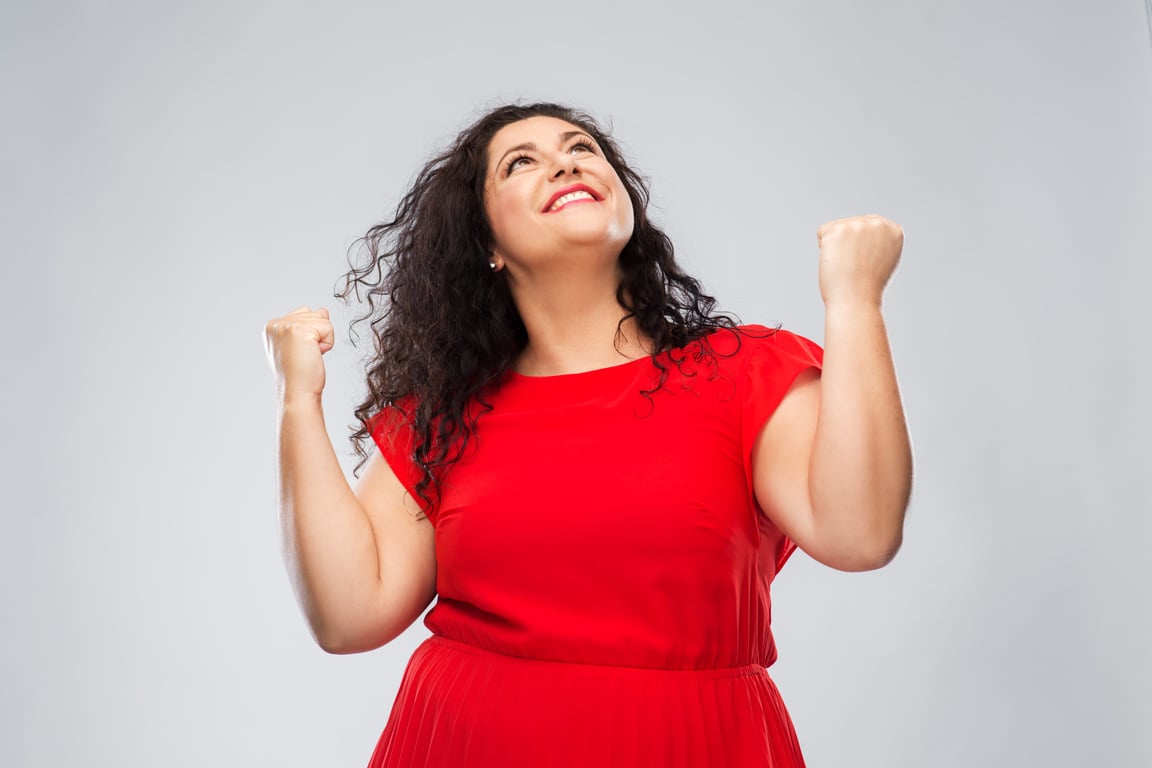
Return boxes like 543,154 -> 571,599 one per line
487,116 -> 590,159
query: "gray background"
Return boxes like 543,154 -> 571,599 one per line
2,0 -> 1149,765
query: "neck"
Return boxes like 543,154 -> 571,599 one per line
506,267 -> 651,376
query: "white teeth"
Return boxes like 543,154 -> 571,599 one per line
549,190 -> 595,211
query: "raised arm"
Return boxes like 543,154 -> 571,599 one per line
753,215 -> 912,571
263,307 -> 437,653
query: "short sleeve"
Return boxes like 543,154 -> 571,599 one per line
367,402 -> 436,524
738,327 -> 824,570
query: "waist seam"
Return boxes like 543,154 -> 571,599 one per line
424,635 -> 768,680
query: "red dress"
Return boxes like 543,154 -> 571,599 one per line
367,326 -> 823,767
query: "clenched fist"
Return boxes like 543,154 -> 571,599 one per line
262,306 -> 335,399
816,214 -> 904,308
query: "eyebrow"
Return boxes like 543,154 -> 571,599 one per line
494,130 -> 594,175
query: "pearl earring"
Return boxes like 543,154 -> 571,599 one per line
489,261 -> 497,270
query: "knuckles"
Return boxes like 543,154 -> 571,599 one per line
818,215 -> 903,245
263,316 -> 332,344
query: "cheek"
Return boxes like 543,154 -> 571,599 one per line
606,172 -> 634,227
489,191 -> 531,240
616,185 -> 636,232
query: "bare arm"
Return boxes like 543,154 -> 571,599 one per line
753,216 -> 912,571
266,307 -> 437,653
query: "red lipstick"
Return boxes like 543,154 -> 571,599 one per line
542,184 -> 603,213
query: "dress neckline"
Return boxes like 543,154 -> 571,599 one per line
495,352 -> 663,405
504,353 -> 655,382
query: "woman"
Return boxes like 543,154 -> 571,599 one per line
262,102 -> 911,767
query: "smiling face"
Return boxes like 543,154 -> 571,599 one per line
483,116 -> 634,273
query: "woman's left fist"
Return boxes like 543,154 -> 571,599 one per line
816,214 -> 904,307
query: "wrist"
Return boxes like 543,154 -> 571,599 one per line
822,297 -> 884,316
278,388 -> 324,410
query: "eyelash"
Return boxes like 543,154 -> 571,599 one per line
504,138 -> 597,176
569,137 -> 597,154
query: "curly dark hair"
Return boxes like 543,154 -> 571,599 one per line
337,102 -> 740,515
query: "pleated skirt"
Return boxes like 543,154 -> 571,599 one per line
366,635 -> 806,767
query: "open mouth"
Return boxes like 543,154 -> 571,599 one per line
543,184 -> 602,213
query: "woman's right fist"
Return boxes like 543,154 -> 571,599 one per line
262,306 -> 335,399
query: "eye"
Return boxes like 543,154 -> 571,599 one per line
504,153 -> 532,176
569,138 -> 597,155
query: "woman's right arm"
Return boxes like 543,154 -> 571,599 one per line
264,307 -> 437,654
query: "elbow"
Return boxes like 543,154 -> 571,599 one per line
311,620 -> 358,654
310,619 -> 399,656
838,531 -> 898,573
808,492 -> 908,571
306,617 -> 377,654
303,586 -> 434,654
811,518 -> 904,572
830,532 -> 903,572
316,633 -> 369,655
315,628 -> 392,655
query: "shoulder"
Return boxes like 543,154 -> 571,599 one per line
368,397 -> 417,445
694,324 -> 823,367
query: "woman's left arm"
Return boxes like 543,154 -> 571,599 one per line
753,214 -> 912,571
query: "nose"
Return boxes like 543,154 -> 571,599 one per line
550,149 -> 580,179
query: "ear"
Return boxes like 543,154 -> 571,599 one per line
489,251 -> 506,272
